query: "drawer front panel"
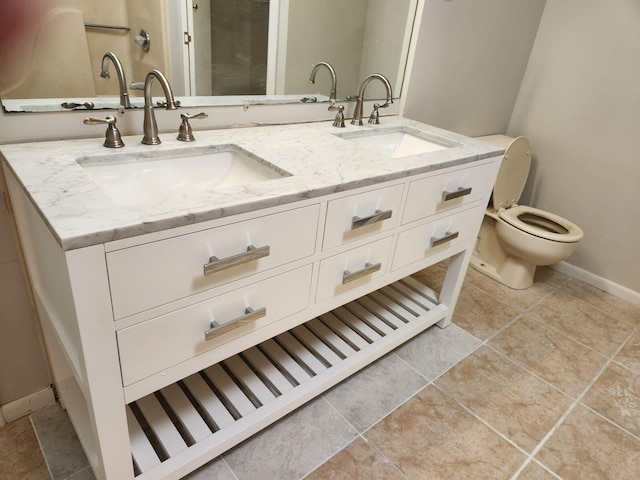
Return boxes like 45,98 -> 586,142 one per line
108,205 -> 319,319
323,184 -> 403,251
393,207 -> 482,271
402,162 -> 496,225
118,265 -> 313,386
316,236 -> 394,302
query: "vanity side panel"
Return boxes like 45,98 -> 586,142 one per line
4,170 -> 84,384
436,156 -> 502,327
4,170 -> 134,480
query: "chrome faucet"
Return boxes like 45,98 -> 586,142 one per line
309,61 -> 337,103
351,73 -> 393,126
308,61 -> 345,127
100,52 -> 131,109
131,70 -> 178,145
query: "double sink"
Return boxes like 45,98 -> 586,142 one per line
79,126 -> 455,205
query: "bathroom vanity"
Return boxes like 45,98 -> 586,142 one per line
1,117 -> 502,480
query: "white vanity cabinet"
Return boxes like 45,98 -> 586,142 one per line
2,123 -> 501,480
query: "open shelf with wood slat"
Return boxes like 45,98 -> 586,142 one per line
127,277 -> 444,478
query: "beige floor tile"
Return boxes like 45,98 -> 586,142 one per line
515,461 -> 559,480
536,405 -> 640,480
534,266 -> 572,288
452,284 -> 522,341
560,279 -> 640,325
582,362 -> 640,437
0,416 -> 50,480
304,438 -> 405,480
615,329 -> 640,374
489,315 -> 608,397
464,267 -> 555,310
435,346 -> 572,452
365,385 -> 525,480
529,290 -> 636,356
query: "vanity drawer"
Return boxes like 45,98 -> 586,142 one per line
402,161 -> 496,225
323,184 -> 403,251
117,265 -> 313,386
393,207 -> 482,271
316,236 -> 393,302
107,204 -> 319,319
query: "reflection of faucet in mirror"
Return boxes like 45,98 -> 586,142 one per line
100,52 -> 131,109
351,73 -> 393,126
130,69 -> 178,145
309,62 -> 337,103
308,61 -> 345,128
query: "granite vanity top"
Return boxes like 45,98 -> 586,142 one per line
0,116 -> 502,250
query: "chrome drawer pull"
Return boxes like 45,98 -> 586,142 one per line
342,262 -> 382,284
203,244 -> 270,276
351,209 -> 392,229
205,306 -> 267,341
442,186 -> 472,202
430,231 -> 459,247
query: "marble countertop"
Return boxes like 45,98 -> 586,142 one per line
0,116 -> 502,250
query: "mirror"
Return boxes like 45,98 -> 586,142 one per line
1,0 -> 418,113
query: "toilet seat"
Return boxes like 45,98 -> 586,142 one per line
498,205 -> 583,243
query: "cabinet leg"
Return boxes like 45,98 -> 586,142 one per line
436,245 -> 473,328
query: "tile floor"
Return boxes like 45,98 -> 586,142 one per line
1,264 -> 639,480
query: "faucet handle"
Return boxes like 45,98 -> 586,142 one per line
331,105 -> 345,128
177,112 -> 208,142
368,103 -> 381,125
83,116 -> 125,148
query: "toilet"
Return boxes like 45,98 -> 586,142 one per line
470,135 -> 583,289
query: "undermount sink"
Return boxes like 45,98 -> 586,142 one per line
78,145 -> 290,205
335,127 -> 455,158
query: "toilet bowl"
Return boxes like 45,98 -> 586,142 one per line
470,135 -> 583,289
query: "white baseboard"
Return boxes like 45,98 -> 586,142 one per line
552,261 -> 640,306
0,386 -> 56,424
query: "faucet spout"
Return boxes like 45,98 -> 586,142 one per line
351,73 -> 393,126
137,69 -> 178,145
309,61 -> 337,104
100,52 -> 131,109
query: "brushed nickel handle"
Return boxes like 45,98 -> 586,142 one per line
203,244 -> 270,276
342,262 -> 382,284
442,187 -> 472,202
430,231 -> 459,247
205,307 -> 266,341
351,209 -> 392,229
83,116 -> 124,148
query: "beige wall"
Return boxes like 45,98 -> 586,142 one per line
0,169 -> 50,405
359,0 -> 415,100
284,0 -> 368,99
508,0 -> 640,293
403,0 -> 546,137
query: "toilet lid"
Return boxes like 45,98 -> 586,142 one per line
490,136 -> 532,210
